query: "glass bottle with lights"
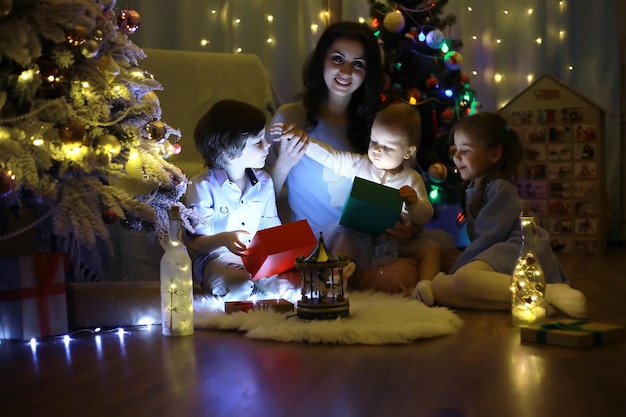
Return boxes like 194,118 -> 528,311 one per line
160,205 -> 194,336
510,205 -> 546,326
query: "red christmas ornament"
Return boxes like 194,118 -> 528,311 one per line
425,76 -> 439,89
405,26 -> 418,41
444,51 -> 463,70
59,120 -> 87,146
36,57 -> 60,82
171,142 -> 182,155
0,168 -> 16,196
35,57 -> 66,99
441,108 -> 455,123
66,25 -> 88,46
102,209 -> 118,224
117,9 -> 141,34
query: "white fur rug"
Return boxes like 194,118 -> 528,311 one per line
194,290 -> 463,344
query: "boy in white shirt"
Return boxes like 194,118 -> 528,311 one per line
185,99 -> 279,297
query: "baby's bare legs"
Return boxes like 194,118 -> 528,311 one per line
406,244 -> 441,303
407,244 -> 442,282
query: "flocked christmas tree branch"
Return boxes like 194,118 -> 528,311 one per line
0,0 -> 208,254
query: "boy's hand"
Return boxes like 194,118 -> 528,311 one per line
224,230 -> 250,257
399,185 -> 418,210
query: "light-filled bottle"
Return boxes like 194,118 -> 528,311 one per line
511,205 -> 546,326
160,205 -> 194,336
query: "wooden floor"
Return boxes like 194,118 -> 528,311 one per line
2,248 -> 626,417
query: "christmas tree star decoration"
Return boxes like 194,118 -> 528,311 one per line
367,0 -> 479,205
0,0 -> 205,252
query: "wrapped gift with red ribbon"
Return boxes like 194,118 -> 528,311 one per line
0,253 -> 70,340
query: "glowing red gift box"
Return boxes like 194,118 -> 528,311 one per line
224,299 -> 294,314
242,219 -> 317,280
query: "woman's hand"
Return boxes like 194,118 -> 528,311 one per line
382,213 -> 422,245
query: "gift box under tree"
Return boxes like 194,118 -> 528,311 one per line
0,253 -> 70,340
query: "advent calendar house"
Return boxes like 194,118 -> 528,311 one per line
499,74 -> 608,254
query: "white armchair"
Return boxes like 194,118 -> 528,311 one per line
101,49 -> 277,282
141,48 -> 277,178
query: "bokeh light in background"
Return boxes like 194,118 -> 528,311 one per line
128,0 -> 622,241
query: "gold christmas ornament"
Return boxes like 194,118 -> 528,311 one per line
97,134 -> 122,157
96,54 -> 120,76
146,119 -> 166,142
92,29 -> 104,41
142,91 -> 162,119
111,148 -> 154,196
383,10 -> 405,33
81,39 -> 100,58
427,162 -> 448,183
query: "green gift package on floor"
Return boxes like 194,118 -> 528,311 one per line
520,319 -> 626,348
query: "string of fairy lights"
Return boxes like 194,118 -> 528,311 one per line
1,0 -> 594,346
143,0 -> 574,113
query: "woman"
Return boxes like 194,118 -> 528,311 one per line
267,21 -> 418,248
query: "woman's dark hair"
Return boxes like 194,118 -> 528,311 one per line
449,112 -> 523,217
300,21 -> 384,153
194,99 -> 266,169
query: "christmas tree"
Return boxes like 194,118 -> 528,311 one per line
367,0 -> 479,206
0,0 -> 202,256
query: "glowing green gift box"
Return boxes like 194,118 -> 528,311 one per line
339,177 -> 403,236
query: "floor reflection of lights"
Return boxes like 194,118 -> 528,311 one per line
508,337 -> 547,414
